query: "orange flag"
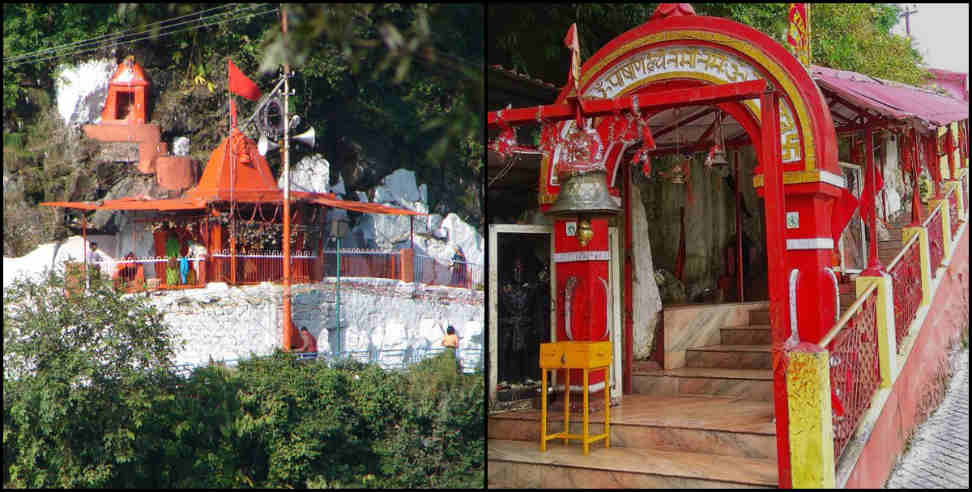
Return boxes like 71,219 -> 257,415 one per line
228,59 -> 261,101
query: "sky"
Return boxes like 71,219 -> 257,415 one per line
891,3 -> 970,74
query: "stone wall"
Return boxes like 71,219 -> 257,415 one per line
143,278 -> 484,368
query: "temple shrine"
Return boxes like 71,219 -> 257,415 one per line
487,4 -> 968,488
43,56 -> 424,350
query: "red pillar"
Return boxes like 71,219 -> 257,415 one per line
761,89 -> 792,490
864,127 -> 884,274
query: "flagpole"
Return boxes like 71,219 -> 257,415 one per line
281,3 -> 294,351
807,4 -> 811,64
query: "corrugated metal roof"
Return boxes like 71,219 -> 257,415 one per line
812,65 -> 969,129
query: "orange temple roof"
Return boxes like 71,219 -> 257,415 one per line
42,129 -> 425,216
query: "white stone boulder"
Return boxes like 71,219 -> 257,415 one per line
56,58 -> 115,127
172,136 -> 190,156
277,154 -> 330,194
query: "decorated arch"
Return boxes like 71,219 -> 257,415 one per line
540,10 -> 842,204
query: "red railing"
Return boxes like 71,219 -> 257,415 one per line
820,283 -> 881,463
92,256 -> 206,292
948,187 -> 960,239
323,249 -> 401,280
887,234 -> 922,351
924,204 -> 944,274
210,251 -> 316,285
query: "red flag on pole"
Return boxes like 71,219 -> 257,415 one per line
228,59 -> 261,101
563,23 -> 581,95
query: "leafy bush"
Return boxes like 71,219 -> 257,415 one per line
4,271 -> 483,488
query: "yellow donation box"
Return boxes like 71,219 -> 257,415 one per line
539,341 -> 612,455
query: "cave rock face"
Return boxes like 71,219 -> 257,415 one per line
56,58 -> 115,128
278,154 -> 330,194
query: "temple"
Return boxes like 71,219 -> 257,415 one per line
487,4 -> 968,488
42,57 -> 424,346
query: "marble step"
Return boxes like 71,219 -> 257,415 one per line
488,394 -> 777,460
721,325 -> 772,345
488,439 -> 777,488
749,309 -> 770,325
685,345 -> 772,369
633,367 -> 773,401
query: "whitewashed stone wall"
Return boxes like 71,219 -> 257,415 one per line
144,278 -> 483,369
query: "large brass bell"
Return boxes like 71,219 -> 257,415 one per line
547,169 -> 621,216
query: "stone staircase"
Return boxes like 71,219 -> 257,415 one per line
839,219 -> 908,312
487,306 -> 778,488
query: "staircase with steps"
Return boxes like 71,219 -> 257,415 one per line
488,306 -> 778,488
839,219 -> 908,312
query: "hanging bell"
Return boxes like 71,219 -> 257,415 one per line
547,169 -> 621,216
705,144 -> 729,167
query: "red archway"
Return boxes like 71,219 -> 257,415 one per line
489,6 -> 849,487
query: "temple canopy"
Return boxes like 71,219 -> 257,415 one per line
813,65 -> 970,130
42,129 -> 424,216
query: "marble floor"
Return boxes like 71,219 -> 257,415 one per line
490,393 -> 776,434
488,439 -> 778,488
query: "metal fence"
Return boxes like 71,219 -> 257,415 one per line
91,256 -> 206,291
887,234 -> 923,352
414,253 -> 483,289
822,283 -> 881,464
210,250 -> 316,285
323,249 -> 401,280
170,346 -> 484,378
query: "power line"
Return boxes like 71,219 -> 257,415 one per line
5,5 -> 277,68
4,4 -> 242,63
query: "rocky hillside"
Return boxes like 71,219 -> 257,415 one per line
4,4 -> 482,257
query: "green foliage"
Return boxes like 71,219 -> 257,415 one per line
488,3 -> 928,88
4,272 -> 483,488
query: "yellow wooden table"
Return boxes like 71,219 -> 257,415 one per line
539,341 -> 611,455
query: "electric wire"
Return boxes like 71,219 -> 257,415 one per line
5,5 -> 278,68
4,4 -> 266,65
4,3 -> 241,63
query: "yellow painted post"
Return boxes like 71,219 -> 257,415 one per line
856,275 -> 896,387
947,180 -> 966,223
787,344 -> 836,488
583,368 -> 589,455
902,227 -> 932,308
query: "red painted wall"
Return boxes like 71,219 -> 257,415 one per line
844,225 -> 968,488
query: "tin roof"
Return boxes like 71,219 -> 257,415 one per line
812,65 -> 969,129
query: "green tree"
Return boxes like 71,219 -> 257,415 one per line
488,3 -> 928,87
3,268 -> 178,487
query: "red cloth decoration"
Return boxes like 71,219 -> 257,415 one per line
831,186 -> 859,246
563,24 -> 581,95
860,145 -> 884,224
228,59 -> 261,101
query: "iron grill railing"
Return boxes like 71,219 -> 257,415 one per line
887,233 -> 922,351
210,250 -> 316,285
414,254 -> 483,289
323,249 -> 400,280
819,282 -> 881,464
91,256 -> 205,291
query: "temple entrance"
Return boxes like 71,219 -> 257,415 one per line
488,225 -> 553,405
